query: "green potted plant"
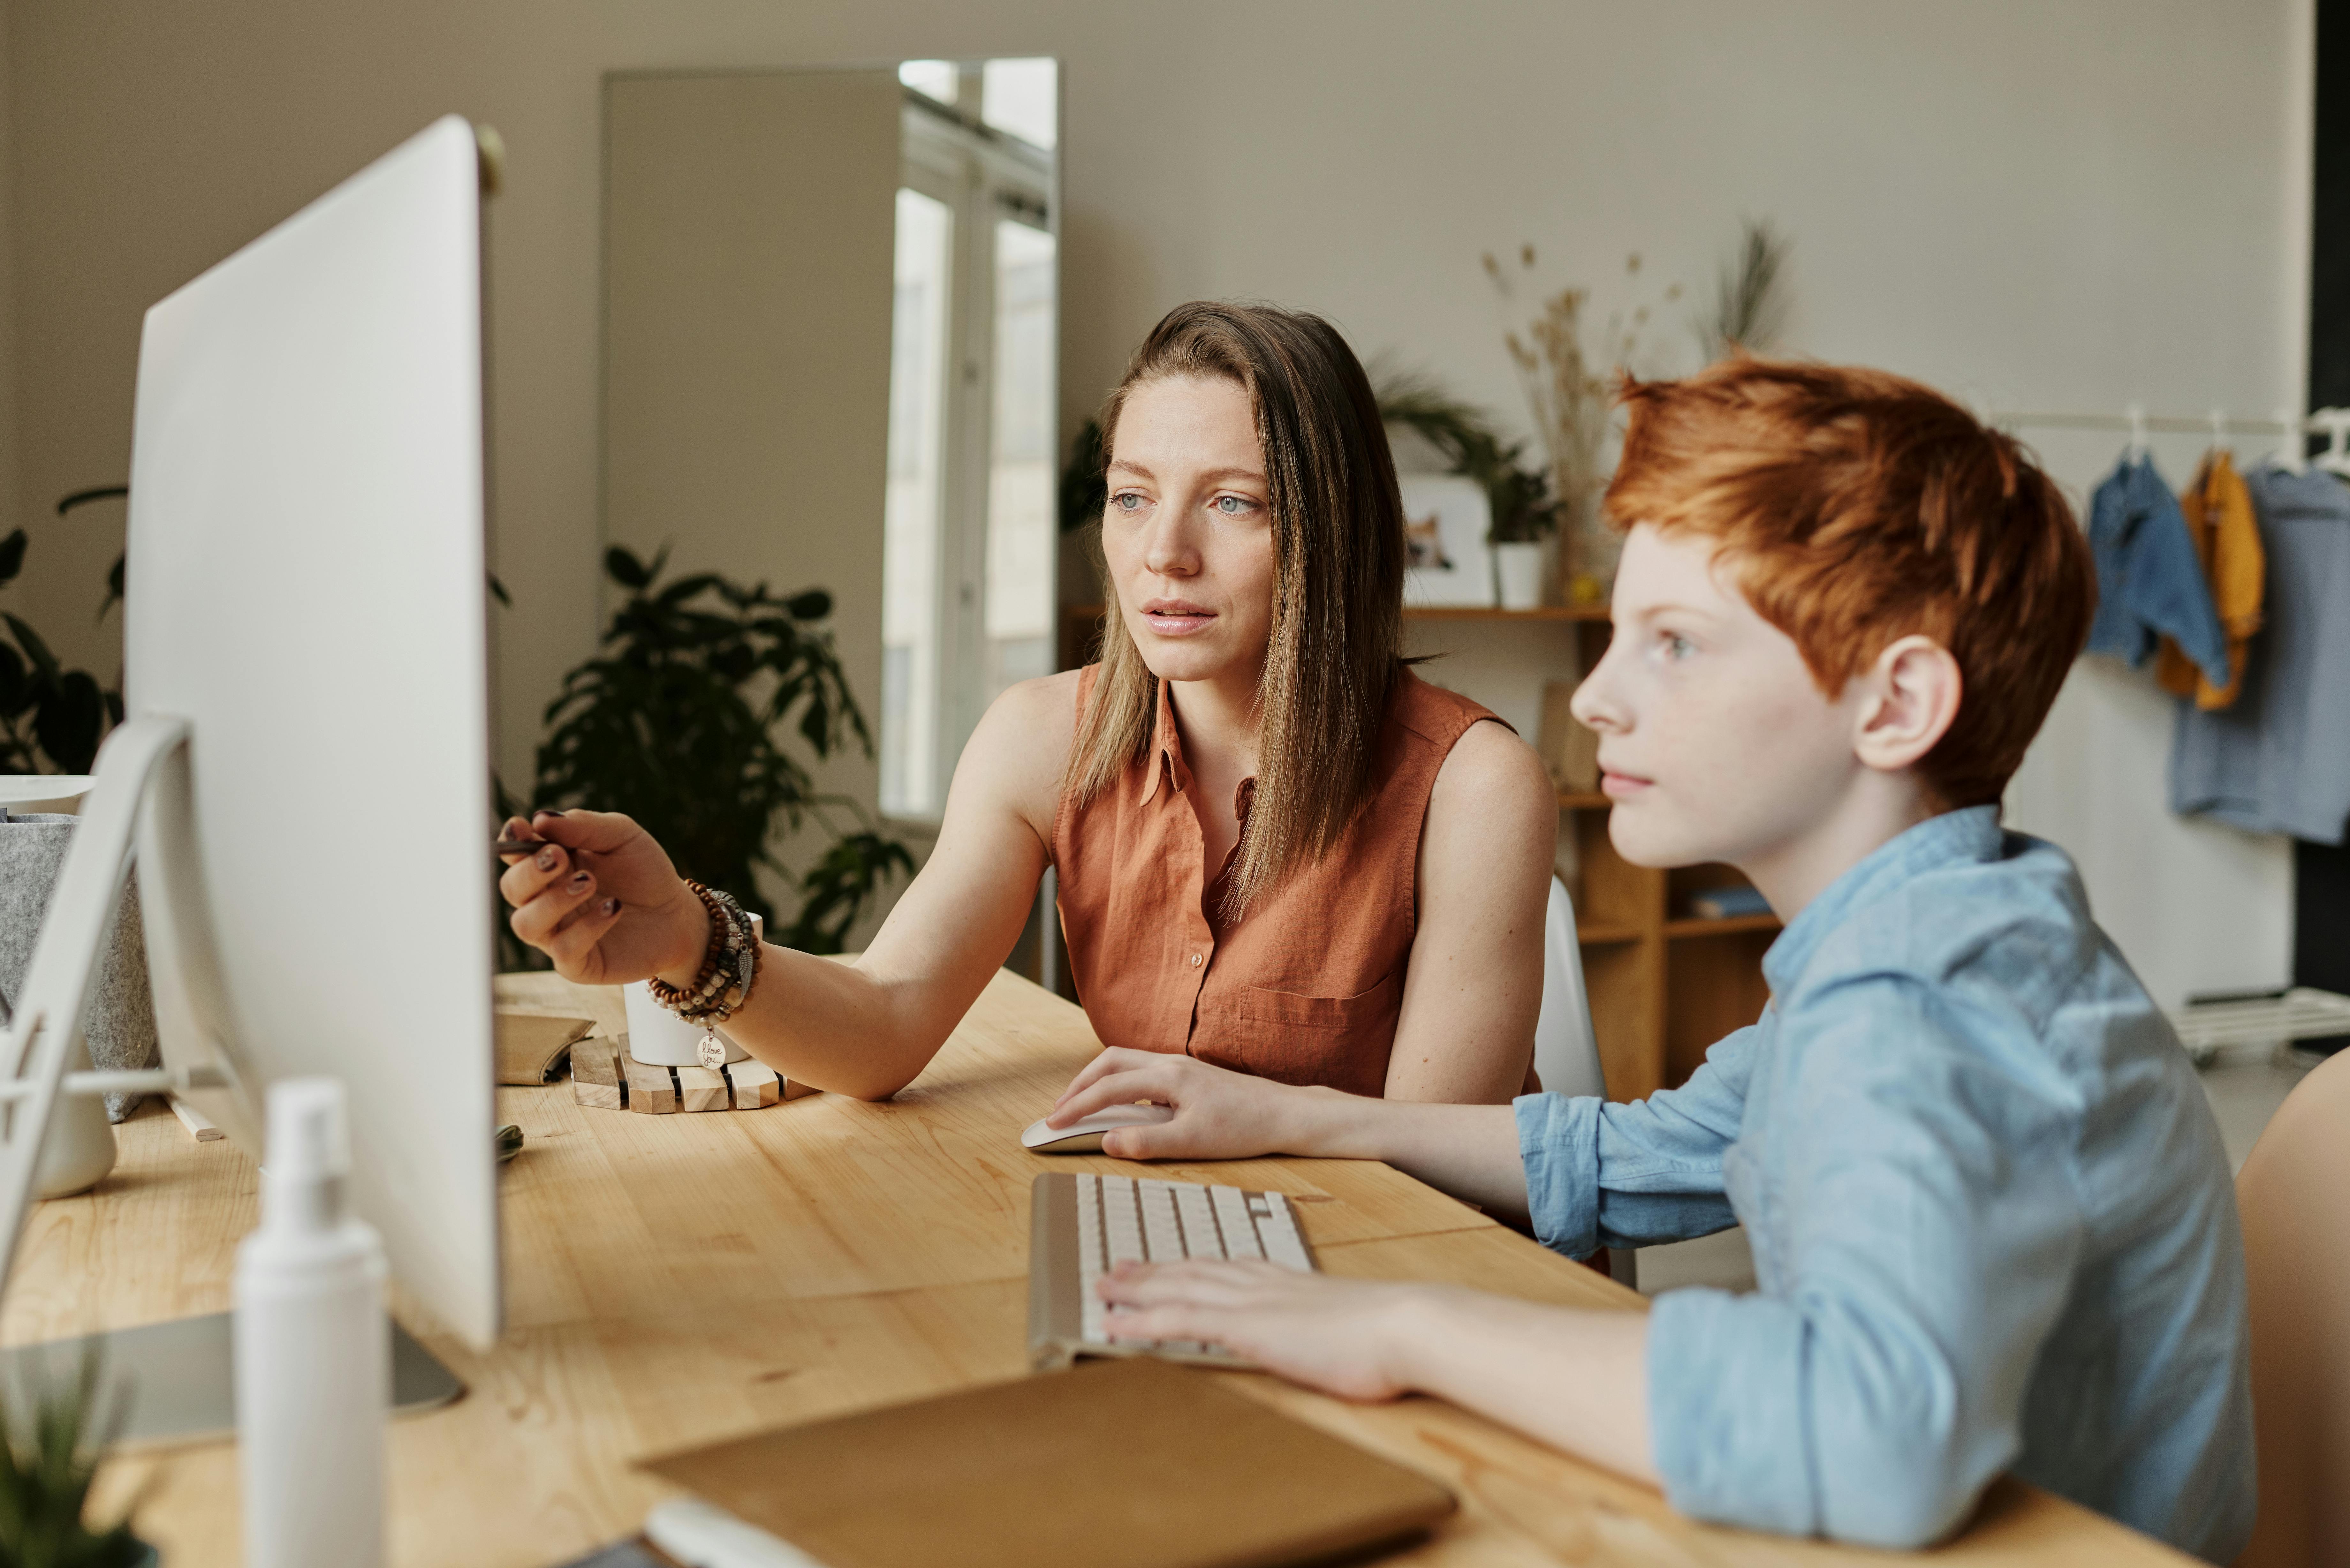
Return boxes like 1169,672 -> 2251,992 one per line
507,546 -> 911,965
1376,378 -> 1559,609
0,1348 -> 153,1567
0,487 -> 131,775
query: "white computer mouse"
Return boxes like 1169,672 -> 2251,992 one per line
1020,1102 -> 1175,1153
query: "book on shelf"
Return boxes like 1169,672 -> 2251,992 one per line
1688,885 -> 1773,921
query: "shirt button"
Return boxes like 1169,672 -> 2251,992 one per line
1188,953 -> 1202,967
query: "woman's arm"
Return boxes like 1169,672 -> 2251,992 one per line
499,670 -> 1078,1099
1385,720 -> 1558,1102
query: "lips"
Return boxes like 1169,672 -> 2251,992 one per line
1139,598 -> 1217,636
1599,761 -> 1654,799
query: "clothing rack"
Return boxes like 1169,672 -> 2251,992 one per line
1990,404 -> 2350,476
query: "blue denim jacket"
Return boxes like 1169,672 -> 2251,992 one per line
1514,808 -> 2254,1559
2086,455 -> 2232,690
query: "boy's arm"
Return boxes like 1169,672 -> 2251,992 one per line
1100,1263 -> 1661,1485
1642,974 -> 2085,1549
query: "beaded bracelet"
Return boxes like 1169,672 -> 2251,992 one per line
647,882 -> 762,1027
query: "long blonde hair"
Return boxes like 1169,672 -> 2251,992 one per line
1065,302 -> 1406,917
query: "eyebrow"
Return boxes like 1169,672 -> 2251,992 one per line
1104,460 -> 1268,487
1620,600 -> 1723,622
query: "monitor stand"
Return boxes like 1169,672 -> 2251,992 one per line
0,1314 -> 463,1447
0,717 -> 466,1441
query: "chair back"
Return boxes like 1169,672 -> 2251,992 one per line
1533,876 -> 1605,1099
2234,1049 -> 2350,1566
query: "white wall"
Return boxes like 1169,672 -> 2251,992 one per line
0,0 -> 2306,997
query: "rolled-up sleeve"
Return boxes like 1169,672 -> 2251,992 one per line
1514,1023 -> 1756,1257
1644,976 -> 2084,1548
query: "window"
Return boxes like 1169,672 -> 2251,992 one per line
880,188 -> 953,818
880,65 -> 1058,824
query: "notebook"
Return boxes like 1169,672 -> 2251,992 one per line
636,1357 -> 1456,1568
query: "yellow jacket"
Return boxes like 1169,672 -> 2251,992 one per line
2157,450 -> 2263,709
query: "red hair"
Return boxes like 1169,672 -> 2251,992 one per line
1605,359 -> 2094,808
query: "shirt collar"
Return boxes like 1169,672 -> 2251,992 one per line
1762,805 -> 2004,991
1138,678 -> 1192,804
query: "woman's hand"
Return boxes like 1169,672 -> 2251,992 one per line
1099,1260 -> 1429,1401
1047,1049 -> 1318,1161
495,809 -> 708,985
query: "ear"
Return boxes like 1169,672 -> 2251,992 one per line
1853,635 -> 1963,775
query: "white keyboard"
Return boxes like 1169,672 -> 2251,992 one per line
1027,1172 -> 1317,1370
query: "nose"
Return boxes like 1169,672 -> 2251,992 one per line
1141,507 -> 1200,579
1569,638 -> 1630,735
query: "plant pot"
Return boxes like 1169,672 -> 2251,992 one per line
1493,541 -> 1546,611
0,811 -> 160,1135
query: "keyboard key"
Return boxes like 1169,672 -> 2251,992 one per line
1139,1181 -> 1184,1262
1103,1175 -> 1145,1267
1076,1174 -> 1104,1344
1211,1186 -> 1264,1260
1256,1193 -> 1312,1271
1173,1184 -> 1222,1259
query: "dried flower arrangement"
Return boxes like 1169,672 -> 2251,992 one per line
1484,247 -> 1681,599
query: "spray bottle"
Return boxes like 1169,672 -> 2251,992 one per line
234,1076 -> 388,1568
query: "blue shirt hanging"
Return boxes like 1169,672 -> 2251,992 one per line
2085,454 -> 2232,690
2171,462 -> 2350,842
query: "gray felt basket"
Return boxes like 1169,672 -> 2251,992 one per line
0,814 -> 160,1121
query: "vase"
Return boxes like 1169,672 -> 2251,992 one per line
0,811 -> 160,1134
1493,541 -> 1545,611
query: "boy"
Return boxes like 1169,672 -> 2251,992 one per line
1043,361 -> 2255,1560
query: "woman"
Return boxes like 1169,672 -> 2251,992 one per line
500,301 -> 1556,1104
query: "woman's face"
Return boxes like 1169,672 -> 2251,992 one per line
1101,374 -> 1280,690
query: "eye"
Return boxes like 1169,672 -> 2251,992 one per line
1111,491 -> 1148,515
1213,494 -> 1260,517
1660,631 -> 1695,660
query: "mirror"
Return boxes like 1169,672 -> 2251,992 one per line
603,59 -> 1060,908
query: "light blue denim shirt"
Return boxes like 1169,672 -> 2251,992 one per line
1514,807 -> 2254,1559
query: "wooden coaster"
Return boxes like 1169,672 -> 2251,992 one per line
569,1036 -> 815,1114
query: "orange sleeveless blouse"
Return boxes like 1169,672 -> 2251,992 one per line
1051,667 -> 1506,1098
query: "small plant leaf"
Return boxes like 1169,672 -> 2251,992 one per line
3,614 -> 58,682
784,589 -> 831,621
0,530 -> 26,588
35,671 -> 105,774
0,644 -> 25,717
603,546 -> 652,589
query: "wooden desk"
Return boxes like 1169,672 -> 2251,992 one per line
2,970 -> 2187,1566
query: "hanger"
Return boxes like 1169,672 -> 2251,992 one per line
2126,403 -> 2149,461
2208,407 -> 2230,453
2315,409 -> 2350,478
2273,407 -> 2307,474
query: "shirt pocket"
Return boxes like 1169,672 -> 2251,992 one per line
1234,969 -> 1402,1030
1201,969 -> 1404,1096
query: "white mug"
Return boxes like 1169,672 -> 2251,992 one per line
624,912 -> 759,1068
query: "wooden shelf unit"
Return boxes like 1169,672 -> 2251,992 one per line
1533,614 -> 1780,1103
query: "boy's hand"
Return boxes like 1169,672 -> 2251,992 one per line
1098,1260 -> 1426,1401
1047,1049 -> 1310,1161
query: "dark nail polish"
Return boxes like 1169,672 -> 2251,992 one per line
601,897 -> 620,916
535,848 -> 560,871
567,871 -> 592,892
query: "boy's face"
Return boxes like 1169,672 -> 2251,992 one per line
1572,524 -> 1870,871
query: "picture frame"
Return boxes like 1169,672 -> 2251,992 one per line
1399,475 -> 1494,608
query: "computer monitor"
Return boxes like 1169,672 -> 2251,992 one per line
0,116 -> 502,1381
